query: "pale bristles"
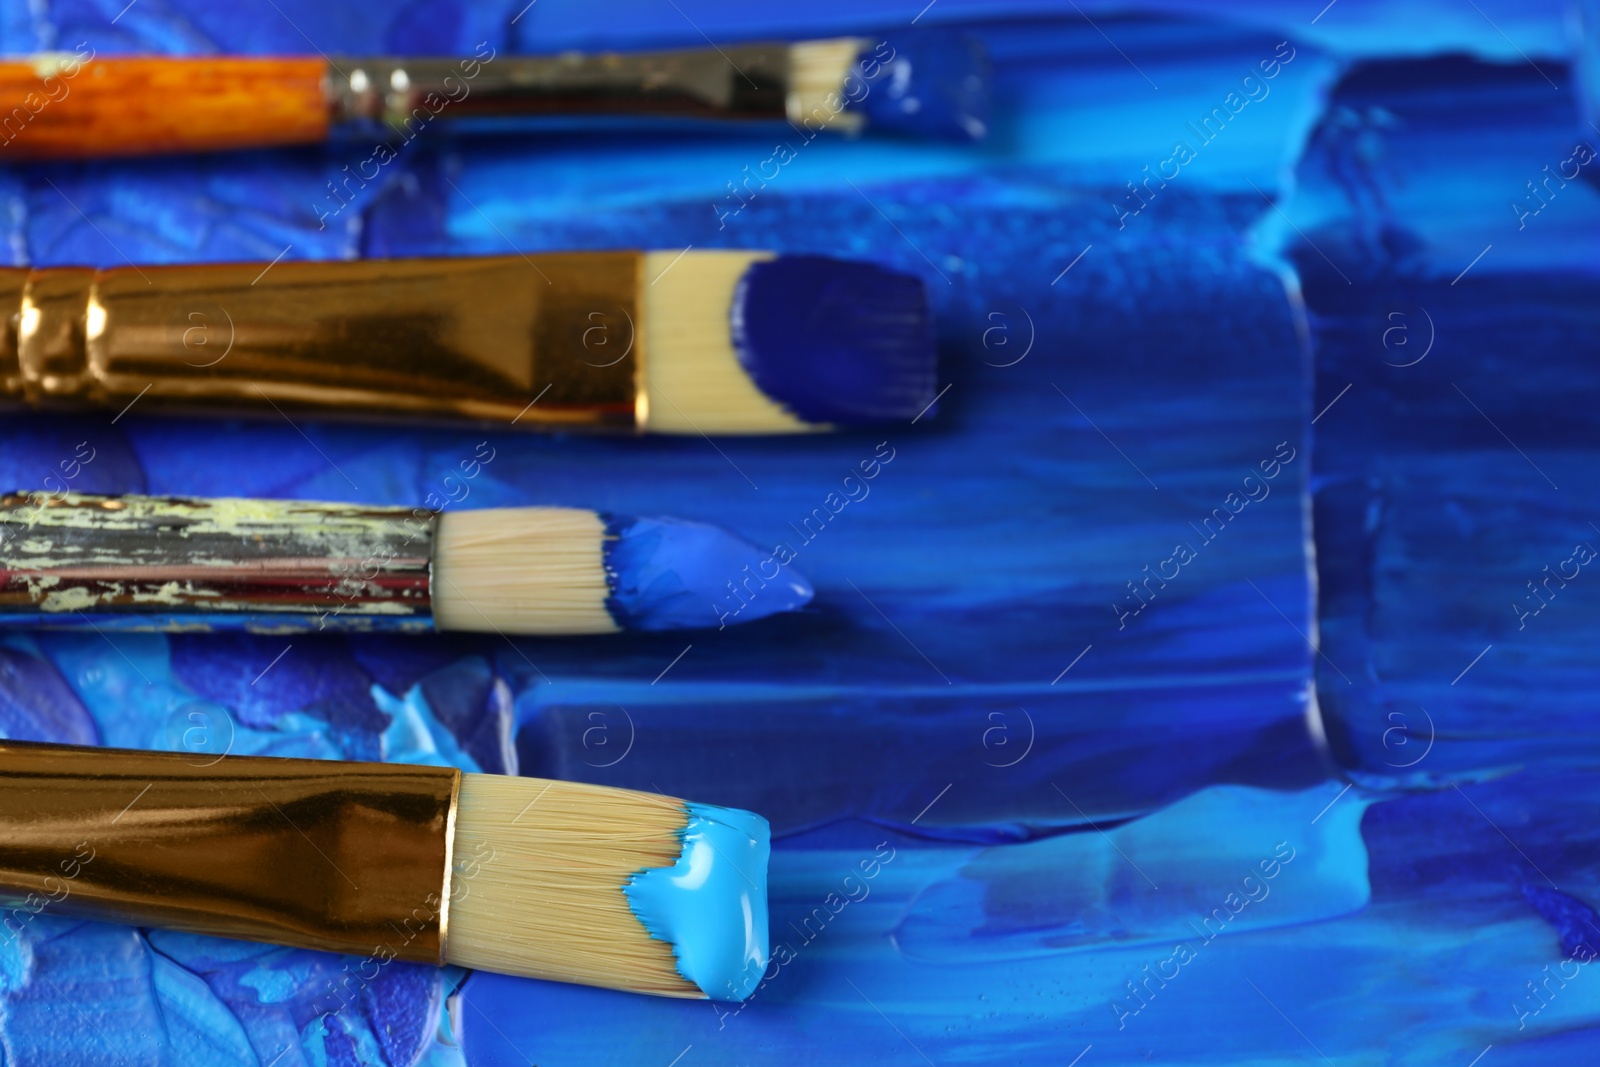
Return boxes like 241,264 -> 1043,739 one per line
446,773 -> 700,998
786,38 -> 869,135
641,250 -> 815,435
431,508 -> 618,635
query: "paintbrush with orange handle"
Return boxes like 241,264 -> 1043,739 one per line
0,34 -> 986,161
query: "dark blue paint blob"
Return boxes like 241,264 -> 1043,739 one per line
383,0 -> 463,53
1521,883 -> 1600,961
347,635 -> 481,699
360,962 -> 439,1067
603,515 -> 813,632
321,1012 -> 364,1067
730,256 -> 937,425
414,655 -> 517,775
0,647 -> 99,745
856,30 -> 992,141
169,634 -> 386,754
360,158 -> 454,260
0,415 -> 146,498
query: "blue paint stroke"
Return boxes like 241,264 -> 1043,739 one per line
1286,54 -> 1600,784
1520,884 -> 1600,962
856,30 -> 992,141
604,515 -> 813,631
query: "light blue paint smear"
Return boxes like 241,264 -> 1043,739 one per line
895,782 -> 1370,962
467,785 -> 1382,1065
373,682 -> 483,773
624,802 -> 772,1001
604,515 -> 813,632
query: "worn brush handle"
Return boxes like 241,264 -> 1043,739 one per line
0,54 -> 328,160
0,492 -> 435,630
0,740 -> 458,961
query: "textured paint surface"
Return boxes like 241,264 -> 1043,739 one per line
604,514 -> 814,631
0,1 -> 1591,1066
623,802 -> 772,1001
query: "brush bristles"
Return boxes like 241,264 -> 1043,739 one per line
642,250 -> 815,435
787,38 -> 868,133
431,508 -> 618,635
447,773 -> 700,997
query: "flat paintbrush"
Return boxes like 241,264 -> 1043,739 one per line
1,250 -> 937,433
0,492 -> 812,634
0,32 -> 988,161
0,740 -> 771,1000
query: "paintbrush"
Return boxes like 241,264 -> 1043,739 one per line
0,32 -> 988,161
0,492 -> 812,634
0,740 -> 770,1000
1,250 -> 937,433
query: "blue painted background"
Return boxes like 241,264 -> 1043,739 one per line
0,1 -> 1595,1064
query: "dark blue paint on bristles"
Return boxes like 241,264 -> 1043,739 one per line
602,514 -> 814,632
730,256 -> 937,426
854,30 -> 992,141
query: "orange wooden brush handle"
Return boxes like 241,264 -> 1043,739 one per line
0,54 -> 329,161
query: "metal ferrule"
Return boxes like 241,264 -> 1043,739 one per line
0,741 -> 459,965
325,45 -> 794,131
0,492 -> 437,633
0,252 -> 642,430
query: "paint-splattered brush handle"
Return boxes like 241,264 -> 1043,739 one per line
0,739 -> 458,960
0,492 -> 436,632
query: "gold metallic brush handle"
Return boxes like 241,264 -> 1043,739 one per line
0,253 -> 642,428
0,741 -> 459,962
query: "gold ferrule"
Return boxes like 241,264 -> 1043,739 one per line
0,252 -> 643,429
0,741 -> 460,964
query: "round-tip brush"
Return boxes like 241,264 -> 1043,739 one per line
0,492 -> 813,634
0,741 -> 771,1001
